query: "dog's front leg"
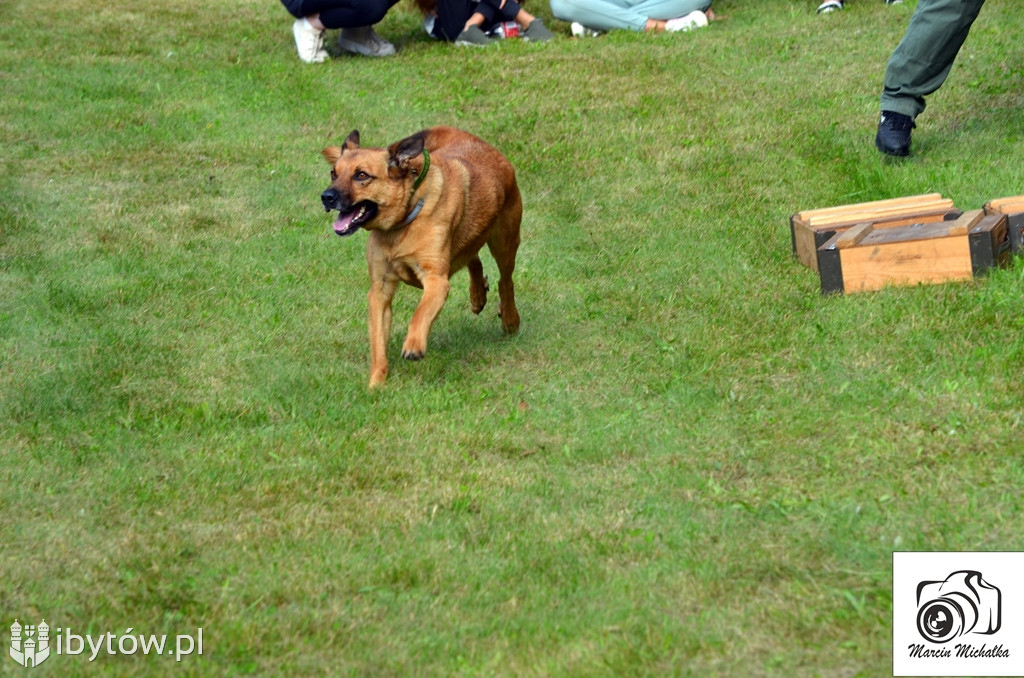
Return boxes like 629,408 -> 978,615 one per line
368,277 -> 397,387
401,273 -> 450,361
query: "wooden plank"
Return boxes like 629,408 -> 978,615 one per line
985,195 -> 1024,213
857,221 -> 965,246
845,211 -> 982,247
805,199 -> 955,227
838,233 -> 972,293
946,209 -> 986,237
795,193 -> 943,221
993,201 -> 1024,214
834,222 -> 874,249
792,215 -> 820,270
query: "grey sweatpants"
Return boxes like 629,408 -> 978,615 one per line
880,0 -> 987,118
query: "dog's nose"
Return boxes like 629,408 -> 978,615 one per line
321,188 -> 339,211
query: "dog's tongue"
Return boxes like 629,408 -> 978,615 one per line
333,212 -> 358,236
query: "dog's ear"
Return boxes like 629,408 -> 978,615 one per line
322,130 -> 361,165
344,130 -> 361,151
321,146 -> 342,164
386,133 -> 426,178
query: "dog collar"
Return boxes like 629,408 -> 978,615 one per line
411,148 -> 430,192
402,198 -> 425,226
401,150 -> 430,226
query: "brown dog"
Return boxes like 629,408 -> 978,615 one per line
320,126 -> 522,387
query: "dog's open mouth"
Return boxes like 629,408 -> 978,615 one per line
331,201 -> 378,237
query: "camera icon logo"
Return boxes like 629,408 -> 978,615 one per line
916,570 -> 1001,644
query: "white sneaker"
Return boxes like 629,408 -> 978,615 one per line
292,18 -> 328,63
338,26 -> 396,57
570,22 -> 601,37
666,10 -> 709,32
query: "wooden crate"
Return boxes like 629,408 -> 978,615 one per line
790,193 -> 960,271
817,210 -> 1009,295
984,195 -> 1024,253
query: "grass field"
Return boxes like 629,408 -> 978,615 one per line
2,0 -> 1023,675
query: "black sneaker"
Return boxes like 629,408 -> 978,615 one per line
875,111 -> 915,157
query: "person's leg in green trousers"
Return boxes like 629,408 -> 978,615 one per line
875,0 -> 986,156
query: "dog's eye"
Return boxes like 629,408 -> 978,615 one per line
330,170 -> 337,180
354,171 -> 371,181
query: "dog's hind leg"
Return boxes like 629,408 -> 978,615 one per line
487,209 -> 521,335
467,255 -> 489,314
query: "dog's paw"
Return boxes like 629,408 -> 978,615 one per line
369,366 -> 388,387
470,275 -> 489,314
402,336 -> 426,361
499,304 -> 520,334
402,329 -> 429,361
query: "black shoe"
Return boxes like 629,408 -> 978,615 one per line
875,111 -> 915,157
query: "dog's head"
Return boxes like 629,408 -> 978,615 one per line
320,130 -> 428,237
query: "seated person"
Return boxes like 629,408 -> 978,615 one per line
549,0 -> 713,33
281,0 -> 399,63
416,0 -> 554,45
